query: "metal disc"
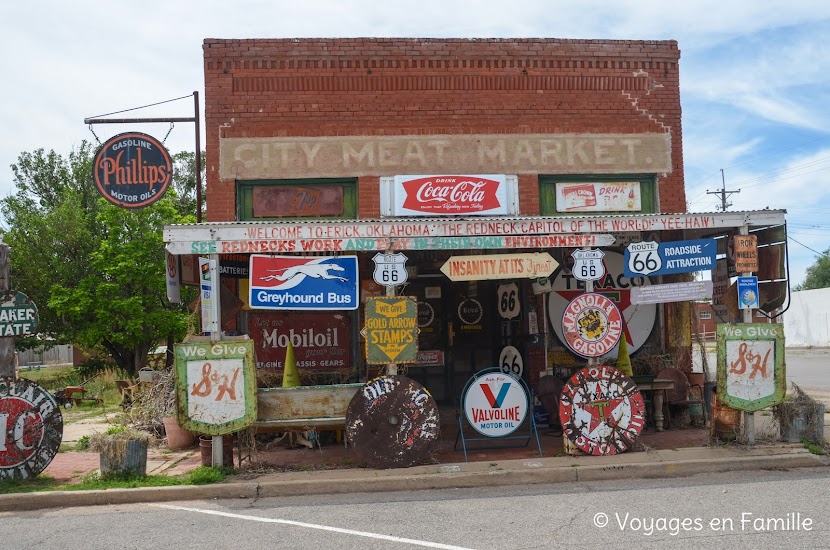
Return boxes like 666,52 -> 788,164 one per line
0,378 -> 64,480
346,375 -> 440,469
559,366 -> 645,456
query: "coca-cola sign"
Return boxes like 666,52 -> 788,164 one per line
387,174 -> 515,216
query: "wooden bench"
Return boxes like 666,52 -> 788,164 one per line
255,383 -> 363,432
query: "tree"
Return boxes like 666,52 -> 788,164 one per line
795,248 -> 830,291
170,150 -> 205,221
1,141 -> 198,376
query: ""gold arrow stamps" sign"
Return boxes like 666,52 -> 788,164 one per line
364,297 -> 418,364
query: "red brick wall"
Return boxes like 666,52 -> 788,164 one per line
203,38 -> 684,221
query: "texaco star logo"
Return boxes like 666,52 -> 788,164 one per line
559,365 -> 645,455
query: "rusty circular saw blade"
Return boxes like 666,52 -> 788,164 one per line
346,375 -> 440,469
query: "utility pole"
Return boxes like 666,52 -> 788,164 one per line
707,169 -> 740,211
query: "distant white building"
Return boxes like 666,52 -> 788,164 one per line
784,288 -> 830,347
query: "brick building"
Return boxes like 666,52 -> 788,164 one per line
164,38 -> 786,405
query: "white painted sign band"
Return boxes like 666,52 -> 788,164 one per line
165,211 -> 787,248
167,234 -> 615,256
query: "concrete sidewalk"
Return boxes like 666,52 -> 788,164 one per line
2,442 -> 825,512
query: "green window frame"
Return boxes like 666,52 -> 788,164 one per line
538,174 -> 657,216
237,178 -> 358,221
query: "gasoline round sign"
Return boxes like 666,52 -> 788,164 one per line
93,132 -> 173,209
464,372 -> 528,437
0,378 -> 63,480
561,292 -> 623,358
559,365 -> 645,455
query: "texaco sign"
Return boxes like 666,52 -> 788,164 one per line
561,293 -> 623,358
0,378 -> 63,480
548,250 -> 657,358
559,365 -> 645,455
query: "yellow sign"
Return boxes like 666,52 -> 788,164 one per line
365,297 -> 418,364
440,253 -> 558,282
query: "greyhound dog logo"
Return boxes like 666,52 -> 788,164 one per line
259,260 -> 349,290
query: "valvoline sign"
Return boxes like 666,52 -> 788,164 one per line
249,255 -> 359,310
463,373 -> 528,437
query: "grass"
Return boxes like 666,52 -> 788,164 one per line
23,365 -> 125,409
0,466 -> 229,494
801,439 -> 826,456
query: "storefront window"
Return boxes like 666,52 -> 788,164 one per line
237,178 -> 358,220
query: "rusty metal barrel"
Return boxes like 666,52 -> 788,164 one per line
710,394 -> 741,441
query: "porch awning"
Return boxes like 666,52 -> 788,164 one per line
163,209 -> 786,255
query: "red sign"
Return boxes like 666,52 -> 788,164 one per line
252,185 -> 344,218
559,366 -> 645,455
93,132 -> 172,208
399,175 -> 503,214
561,293 -> 623,358
1,379 -> 63,480
247,312 -> 351,371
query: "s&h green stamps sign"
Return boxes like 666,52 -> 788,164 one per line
717,324 -> 785,412
174,336 -> 257,435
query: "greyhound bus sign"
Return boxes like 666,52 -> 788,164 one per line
249,255 -> 359,310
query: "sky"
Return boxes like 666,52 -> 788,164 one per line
1,1 -> 828,286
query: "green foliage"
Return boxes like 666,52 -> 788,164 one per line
170,150 -> 205,220
1,142 -> 200,376
801,439 -> 825,455
795,248 -> 830,291
0,467 -> 227,494
188,466 -> 228,485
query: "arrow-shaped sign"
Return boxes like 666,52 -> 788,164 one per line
440,253 -> 558,282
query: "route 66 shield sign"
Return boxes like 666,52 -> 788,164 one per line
372,252 -> 409,287
571,249 -> 605,282
625,241 -> 662,276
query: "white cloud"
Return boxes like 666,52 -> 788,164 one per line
2,1 -> 829,283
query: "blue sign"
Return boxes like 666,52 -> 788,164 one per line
248,255 -> 359,310
737,276 -> 760,310
625,238 -> 717,277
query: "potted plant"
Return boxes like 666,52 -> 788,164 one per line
126,369 -> 195,449
90,426 -> 151,478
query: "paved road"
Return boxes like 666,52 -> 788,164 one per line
697,347 -> 830,404
2,468 -> 828,549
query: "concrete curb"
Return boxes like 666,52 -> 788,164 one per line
1,450 -> 825,512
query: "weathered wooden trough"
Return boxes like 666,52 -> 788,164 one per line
255,383 -> 363,431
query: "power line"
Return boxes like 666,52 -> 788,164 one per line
706,169 -> 740,211
684,135 -> 830,194
788,236 -> 829,257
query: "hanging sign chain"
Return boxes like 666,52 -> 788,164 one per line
88,124 -> 102,145
162,122 -> 174,144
